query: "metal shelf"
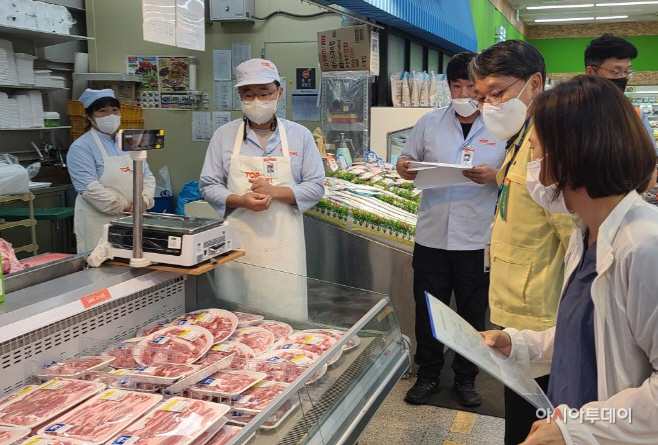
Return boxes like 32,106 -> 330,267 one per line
72,73 -> 141,82
0,24 -> 92,48
0,126 -> 71,131
0,84 -> 68,91
325,122 -> 368,131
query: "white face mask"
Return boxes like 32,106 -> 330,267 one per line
482,78 -> 532,141
526,158 -> 570,214
93,114 -> 121,135
241,98 -> 278,125
452,98 -> 478,117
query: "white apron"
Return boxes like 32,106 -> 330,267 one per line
213,121 -> 308,320
74,129 -> 134,253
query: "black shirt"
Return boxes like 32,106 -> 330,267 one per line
460,122 -> 473,139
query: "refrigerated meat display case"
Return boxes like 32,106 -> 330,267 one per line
0,255 -> 410,445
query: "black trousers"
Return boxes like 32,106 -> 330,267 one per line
412,243 -> 490,381
504,375 -> 550,445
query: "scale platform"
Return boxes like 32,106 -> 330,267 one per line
103,213 -> 240,267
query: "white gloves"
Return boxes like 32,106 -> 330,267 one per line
143,175 -> 156,209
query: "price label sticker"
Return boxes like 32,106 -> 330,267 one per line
177,319 -> 192,326
151,336 -> 170,345
112,435 -> 140,445
101,390 -> 128,401
41,380 -> 67,390
199,377 -> 216,386
290,355 -> 313,366
162,400 -> 191,412
302,335 -> 323,346
178,329 -> 200,341
45,423 -> 73,433
194,313 -> 215,324
167,236 -> 182,250
212,343 -> 233,353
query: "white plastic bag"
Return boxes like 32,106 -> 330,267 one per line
155,166 -> 173,197
401,72 -> 411,107
410,72 -> 422,107
420,72 -> 430,107
390,73 -> 402,108
0,163 -> 29,195
429,71 -> 439,107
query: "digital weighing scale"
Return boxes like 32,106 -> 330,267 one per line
104,214 -> 240,267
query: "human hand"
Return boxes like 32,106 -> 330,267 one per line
463,164 -> 499,184
397,160 -> 418,180
249,178 -> 277,198
242,192 -> 272,212
519,419 -> 566,445
125,202 -> 133,213
480,330 -> 512,357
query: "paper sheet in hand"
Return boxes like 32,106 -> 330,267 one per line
408,161 -> 471,189
425,292 -> 554,410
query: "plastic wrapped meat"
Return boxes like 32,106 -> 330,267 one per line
248,349 -> 323,384
193,371 -> 266,396
257,321 -> 293,340
232,312 -> 264,328
198,341 -> 255,370
0,378 -> 105,428
188,418 -> 228,445
277,332 -> 339,363
15,437 -> 83,445
231,382 -> 289,412
302,329 -> 360,351
0,426 -> 30,445
128,363 -> 200,378
171,310 -> 238,343
135,325 -> 213,366
103,338 -> 142,368
39,390 -> 162,444
229,327 -> 274,356
108,398 -> 229,445
36,356 -> 113,378
203,425 -> 242,445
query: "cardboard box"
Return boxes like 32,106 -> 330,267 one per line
318,25 -> 379,75
90,80 -> 137,103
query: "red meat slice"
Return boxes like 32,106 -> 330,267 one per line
40,391 -> 161,443
257,321 -> 293,340
0,379 -> 103,428
229,328 -> 274,356
39,357 -> 106,376
231,382 -> 288,411
104,339 -> 141,368
203,426 -> 241,445
139,326 -> 212,366
172,311 -> 237,343
194,371 -> 262,395
198,341 -> 255,370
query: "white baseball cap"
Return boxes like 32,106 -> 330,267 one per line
235,59 -> 281,88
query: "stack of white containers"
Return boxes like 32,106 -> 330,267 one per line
0,39 -> 19,86
0,93 -> 20,129
34,70 -> 66,88
16,90 -> 44,127
15,53 -> 37,85
0,0 -> 75,34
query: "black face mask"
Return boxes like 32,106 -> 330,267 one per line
608,77 -> 629,92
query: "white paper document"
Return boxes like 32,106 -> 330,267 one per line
425,293 -> 554,410
213,50 -> 231,80
231,43 -> 251,74
175,0 -> 205,51
142,0 -> 176,47
211,111 -> 231,131
214,80 -> 233,110
408,161 -> 472,190
192,111 -> 212,141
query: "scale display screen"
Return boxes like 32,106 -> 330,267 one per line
119,129 -> 165,151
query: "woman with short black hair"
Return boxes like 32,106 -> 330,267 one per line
67,88 -> 155,253
483,75 -> 658,445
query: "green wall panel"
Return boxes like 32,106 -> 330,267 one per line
529,35 -> 658,73
469,0 -> 526,50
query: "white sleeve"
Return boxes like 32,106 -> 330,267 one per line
143,175 -> 156,209
82,180 -> 128,215
505,326 -> 555,377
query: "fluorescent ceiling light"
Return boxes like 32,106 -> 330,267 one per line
596,1 -> 658,5
527,4 -> 594,9
535,17 -> 595,22
595,15 -> 629,19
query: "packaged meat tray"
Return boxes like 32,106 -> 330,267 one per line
249,349 -> 326,384
228,400 -> 299,430
139,319 -> 173,337
301,328 -> 361,351
198,341 -> 255,370
257,321 -> 293,340
134,325 -> 214,366
203,425 -> 243,445
110,363 -> 201,385
38,390 -> 162,444
233,312 -> 264,328
172,310 -> 238,343
108,397 -> 229,445
35,356 -> 114,379
192,370 -> 267,397
102,338 -> 143,368
16,437 -> 86,445
0,426 -> 30,445
275,332 -> 342,365
230,382 -> 289,412
0,378 -> 105,429
229,327 -> 274,357
189,417 -> 227,445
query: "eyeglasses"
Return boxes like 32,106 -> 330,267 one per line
590,65 -> 635,79
476,78 -> 524,106
239,88 -> 279,103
